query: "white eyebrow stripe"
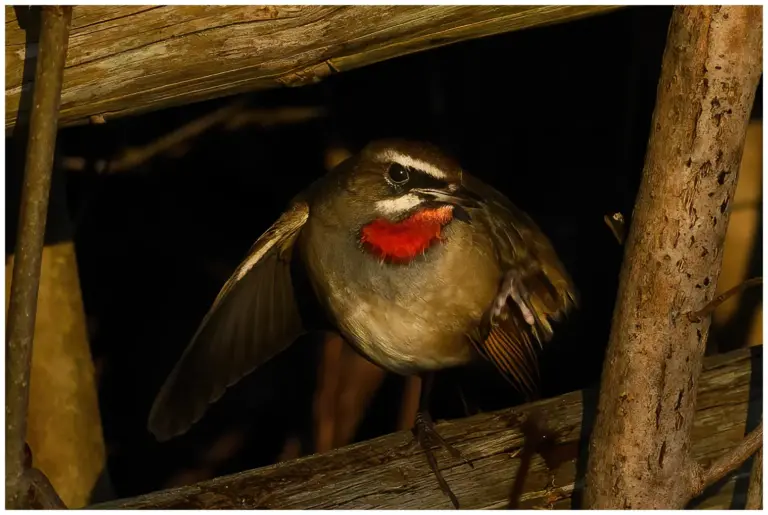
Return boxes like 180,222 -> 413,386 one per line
375,193 -> 424,215
376,150 -> 448,180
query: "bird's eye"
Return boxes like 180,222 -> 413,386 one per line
387,163 -> 410,184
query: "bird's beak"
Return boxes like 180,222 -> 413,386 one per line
411,186 -> 481,209
411,186 -> 481,223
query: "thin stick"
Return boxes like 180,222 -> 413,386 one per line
24,468 -> 66,509
104,97 -> 249,173
60,104 -> 327,174
690,420 -> 763,498
688,277 -> 763,322
746,446 -> 763,510
5,6 -> 72,509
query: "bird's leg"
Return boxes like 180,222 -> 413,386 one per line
412,372 -> 472,509
492,269 -> 535,326
456,382 -> 480,417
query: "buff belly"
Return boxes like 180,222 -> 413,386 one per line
333,290 -> 476,375
324,246 -> 500,375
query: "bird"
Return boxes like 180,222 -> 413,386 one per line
147,139 -> 577,508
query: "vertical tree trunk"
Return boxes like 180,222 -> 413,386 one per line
584,6 -> 762,509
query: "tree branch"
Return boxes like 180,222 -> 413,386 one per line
688,277 -> 763,323
23,468 -> 67,509
746,446 -> 763,509
5,6 -> 72,509
60,104 -> 327,174
690,420 -> 763,498
99,98 -> 249,174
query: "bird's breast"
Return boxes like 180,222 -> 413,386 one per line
299,217 -> 501,375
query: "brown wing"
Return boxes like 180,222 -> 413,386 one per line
464,173 -> 578,397
148,202 -> 310,441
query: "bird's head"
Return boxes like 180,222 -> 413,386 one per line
325,140 -> 481,263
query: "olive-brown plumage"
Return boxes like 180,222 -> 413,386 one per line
148,139 -> 577,507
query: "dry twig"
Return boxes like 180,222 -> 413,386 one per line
101,98 -> 249,173
746,446 -> 763,509
690,420 -> 763,498
688,277 -> 763,323
61,104 -> 327,174
603,212 -> 626,244
23,468 -> 67,509
223,105 -> 327,131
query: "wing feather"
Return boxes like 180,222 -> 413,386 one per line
148,202 -> 309,441
464,174 -> 577,397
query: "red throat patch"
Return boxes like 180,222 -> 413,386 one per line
360,205 -> 454,263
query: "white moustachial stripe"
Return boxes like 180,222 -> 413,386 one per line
376,149 -> 448,180
375,193 -> 424,215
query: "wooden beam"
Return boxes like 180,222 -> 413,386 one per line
93,347 -> 760,510
6,5 -> 621,130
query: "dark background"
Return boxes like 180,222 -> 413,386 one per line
5,6 -> 763,501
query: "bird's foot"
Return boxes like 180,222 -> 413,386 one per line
413,411 -> 472,509
492,269 -> 535,326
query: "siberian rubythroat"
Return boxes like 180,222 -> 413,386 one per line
148,139 -> 577,507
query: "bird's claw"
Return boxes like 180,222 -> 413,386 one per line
413,411 -> 472,509
493,269 -> 535,326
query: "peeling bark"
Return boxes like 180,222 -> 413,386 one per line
584,5 -> 762,509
